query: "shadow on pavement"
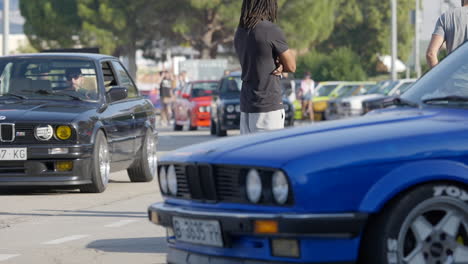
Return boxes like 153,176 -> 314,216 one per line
87,237 -> 168,253
0,209 -> 147,218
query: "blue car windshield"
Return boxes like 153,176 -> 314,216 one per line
402,43 -> 468,105
0,58 -> 99,101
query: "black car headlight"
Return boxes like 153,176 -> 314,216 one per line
226,105 -> 235,113
35,125 -> 54,141
235,105 -> 241,112
246,169 -> 262,203
272,171 -> 289,205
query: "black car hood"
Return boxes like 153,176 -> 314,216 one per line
0,100 -> 96,122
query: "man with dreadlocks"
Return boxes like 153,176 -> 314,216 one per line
235,0 -> 296,134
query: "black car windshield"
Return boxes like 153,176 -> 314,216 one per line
0,58 -> 99,101
191,82 -> 218,97
402,43 -> 468,106
221,76 -> 242,94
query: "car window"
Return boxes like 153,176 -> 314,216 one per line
403,44 -> 468,104
111,61 -> 138,98
191,82 -> 217,97
0,58 -> 98,101
101,62 -> 118,92
220,76 -> 242,94
317,84 -> 338,97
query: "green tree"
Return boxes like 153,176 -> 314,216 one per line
320,0 -> 416,75
278,0 -> 338,54
77,0 -> 153,77
297,47 -> 367,81
19,0 -> 82,50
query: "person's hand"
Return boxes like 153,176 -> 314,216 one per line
272,63 -> 283,76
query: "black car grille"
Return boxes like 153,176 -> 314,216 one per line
167,164 -> 243,203
0,123 -> 76,144
0,124 -> 14,142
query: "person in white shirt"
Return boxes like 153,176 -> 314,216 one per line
300,72 -> 315,121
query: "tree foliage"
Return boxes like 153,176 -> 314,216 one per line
320,0 -> 416,75
297,47 -> 367,82
19,0 -> 82,49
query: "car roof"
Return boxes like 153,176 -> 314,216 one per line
0,53 -> 116,61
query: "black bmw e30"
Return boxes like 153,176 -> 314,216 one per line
210,72 -> 294,137
0,53 -> 158,193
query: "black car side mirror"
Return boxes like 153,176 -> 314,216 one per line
107,86 -> 128,102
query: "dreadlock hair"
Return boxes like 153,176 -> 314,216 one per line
239,0 -> 278,30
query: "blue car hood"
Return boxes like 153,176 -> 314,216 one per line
162,108 -> 468,170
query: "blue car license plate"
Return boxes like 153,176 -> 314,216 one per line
172,216 -> 223,247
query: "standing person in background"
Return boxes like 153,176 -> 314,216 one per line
427,0 -> 468,68
301,72 -> 315,121
235,0 -> 296,135
159,71 -> 173,127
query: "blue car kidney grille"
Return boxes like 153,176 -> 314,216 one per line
174,164 -> 241,202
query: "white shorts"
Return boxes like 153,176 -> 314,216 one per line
240,109 -> 285,135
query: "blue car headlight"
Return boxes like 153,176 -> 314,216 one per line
272,171 -> 289,205
246,169 -> 262,203
167,165 -> 178,196
158,166 -> 168,194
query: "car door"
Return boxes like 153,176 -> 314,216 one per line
111,60 -> 148,154
99,61 -> 135,164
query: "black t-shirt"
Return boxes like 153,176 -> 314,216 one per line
234,20 -> 289,113
160,78 -> 172,98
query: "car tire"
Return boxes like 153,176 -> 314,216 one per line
216,117 -> 227,137
359,183 -> 468,264
189,115 -> 198,131
127,129 -> 157,182
80,130 -> 110,193
174,122 -> 183,131
210,119 -> 216,135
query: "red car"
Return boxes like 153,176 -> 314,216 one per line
173,80 -> 219,131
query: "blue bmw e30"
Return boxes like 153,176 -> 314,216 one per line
148,45 -> 468,263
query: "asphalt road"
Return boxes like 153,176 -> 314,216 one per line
0,126 -> 237,264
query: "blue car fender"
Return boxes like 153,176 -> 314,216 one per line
359,159 -> 468,213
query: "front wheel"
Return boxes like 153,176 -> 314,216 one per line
80,130 -> 110,193
359,183 -> 468,264
127,129 -> 157,182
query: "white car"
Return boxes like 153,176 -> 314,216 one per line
338,79 -> 416,119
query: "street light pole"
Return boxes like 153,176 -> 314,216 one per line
415,0 -> 421,78
3,0 -> 9,56
391,0 -> 398,81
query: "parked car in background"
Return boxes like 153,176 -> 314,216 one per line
211,72 -> 294,137
139,87 -> 161,113
362,79 -> 416,114
325,82 -> 376,120
293,81 -> 345,120
316,82 -> 374,121
173,80 -> 218,131
149,41 -> 468,264
0,53 -> 158,193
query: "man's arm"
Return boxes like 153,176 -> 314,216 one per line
426,34 -> 445,68
278,49 -> 296,73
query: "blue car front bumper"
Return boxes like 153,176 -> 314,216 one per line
148,203 -> 367,263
